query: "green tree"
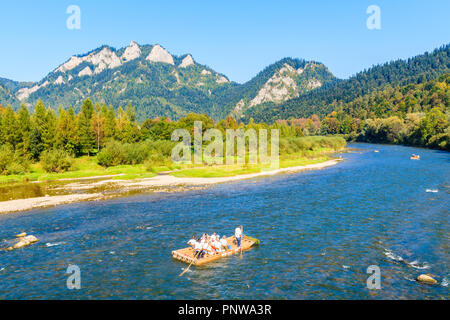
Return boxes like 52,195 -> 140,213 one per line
420,107 -> 447,144
30,99 -> 47,159
55,106 -> 78,154
43,108 -> 57,150
77,99 -> 95,156
1,106 -> 19,149
104,105 -> 116,139
17,104 -> 32,155
115,106 -> 140,143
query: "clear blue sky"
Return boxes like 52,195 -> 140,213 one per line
1,0 -> 449,83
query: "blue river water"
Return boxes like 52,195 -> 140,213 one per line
0,143 -> 448,299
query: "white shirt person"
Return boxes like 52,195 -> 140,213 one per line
234,225 -> 243,248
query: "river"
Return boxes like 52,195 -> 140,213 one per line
0,143 -> 448,299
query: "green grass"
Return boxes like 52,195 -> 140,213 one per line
171,153 -> 333,178
0,136 -> 346,184
0,153 -> 335,183
0,156 -> 157,184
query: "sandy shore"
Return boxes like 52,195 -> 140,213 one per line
0,193 -> 103,215
0,159 -> 341,215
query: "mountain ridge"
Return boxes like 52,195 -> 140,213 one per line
246,44 -> 450,122
1,43 -> 449,124
0,42 -> 332,121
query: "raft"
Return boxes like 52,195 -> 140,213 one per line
410,155 -> 420,160
172,235 -> 259,266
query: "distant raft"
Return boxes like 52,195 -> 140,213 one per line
410,154 -> 420,160
172,235 -> 259,266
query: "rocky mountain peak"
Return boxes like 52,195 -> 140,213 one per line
122,41 -> 142,62
146,44 -> 174,65
55,46 -> 121,75
90,47 -> 122,74
179,54 -> 195,68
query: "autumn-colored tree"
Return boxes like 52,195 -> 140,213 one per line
115,106 -> 134,143
420,107 -> 447,143
91,103 -> 106,151
55,106 -> 78,154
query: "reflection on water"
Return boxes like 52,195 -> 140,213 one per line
0,143 -> 448,299
0,182 -> 49,202
0,177 -> 121,202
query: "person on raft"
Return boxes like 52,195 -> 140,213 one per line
194,240 -> 205,258
221,235 -> 231,250
188,230 -> 242,259
187,235 -> 196,247
235,225 -> 243,248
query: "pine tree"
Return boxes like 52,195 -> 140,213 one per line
43,108 -> 57,150
104,105 -> 116,140
77,99 -> 95,156
17,104 -> 32,155
0,106 -> 4,145
56,106 -> 77,154
30,99 -> 48,159
1,106 -> 20,149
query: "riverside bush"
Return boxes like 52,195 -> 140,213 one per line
97,140 -> 177,167
40,150 -> 74,173
0,146 -> 14,174
279,136 -> 346,155
6,162 -> 28,175
0,146 -> 31,175
144,154 -> 168,171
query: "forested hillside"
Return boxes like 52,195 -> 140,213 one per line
246,44 -> 450,122
320,73 -> 450,150
1,43 -> 449,151
0,43 -> 333,122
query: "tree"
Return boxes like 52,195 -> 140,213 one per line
55,106 -> 78,154
1,106 -> 19,149
17,104 -> 32,154
30,99 -> 47,159
77,99 -> 95,156
0,107 -> 3,145
104,105 -> 116,140
91,103 -> 106,151
115,106 -> 134,143
420,107 -> 448,145
43,108 -> 57,150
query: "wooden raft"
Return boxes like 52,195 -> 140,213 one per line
172,236 -> 258,266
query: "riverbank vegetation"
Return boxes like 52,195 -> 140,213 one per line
0,99 -> 345,182
274,74 -> 449,150
317,73 -> 450,150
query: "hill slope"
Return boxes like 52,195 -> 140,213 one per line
0,43 -> 335,121
8,42 -> 234,121
246,44 -> 450,122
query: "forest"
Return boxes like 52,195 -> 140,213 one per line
247,44 -> 450,122
0,98 -> 345,177
1,71 -> 448,178
319,73 -> 450,150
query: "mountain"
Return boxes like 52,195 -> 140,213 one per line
0,78 -> 30,107
5,42 -> 234,121
0,42 -> 334,121
246,44 -> 450,123
2,42 -> 448,124
228,58 -> 335,118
